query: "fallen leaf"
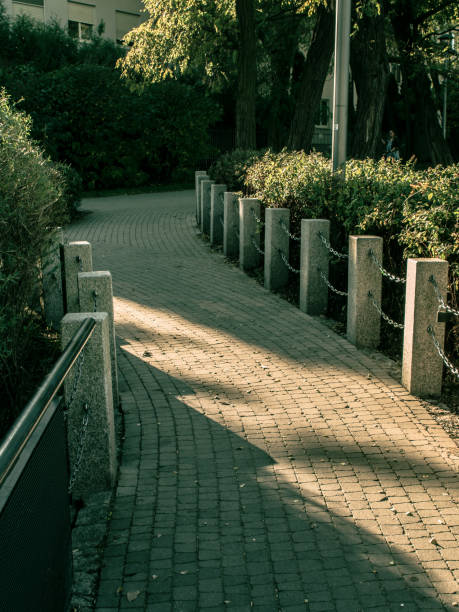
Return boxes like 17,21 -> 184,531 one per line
126,590 -> 140,602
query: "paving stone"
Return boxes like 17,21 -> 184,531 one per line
67,191 -> 459,612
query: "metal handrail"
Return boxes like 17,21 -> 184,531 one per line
0,317 -> 96,486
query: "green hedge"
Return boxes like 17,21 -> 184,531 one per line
212,148 -> 458,371
0,92 -> 66,437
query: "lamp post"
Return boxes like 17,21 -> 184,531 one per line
331,0 -> 352,173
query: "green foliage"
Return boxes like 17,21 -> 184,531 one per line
209,149 -> 264,191
0,92 -> 67,435
53,162 -> 83,219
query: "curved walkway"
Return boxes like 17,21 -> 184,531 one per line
67,191 -> 459,612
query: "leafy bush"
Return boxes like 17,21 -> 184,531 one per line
209,149 -> 264,191
54,162 -> 83,219
0,92 -> 65,437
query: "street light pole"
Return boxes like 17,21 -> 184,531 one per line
331,0 -> 352,173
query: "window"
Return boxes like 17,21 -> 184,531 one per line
68,20 -> 93,40
115,10 -> 140,44
315,99 -> 330,127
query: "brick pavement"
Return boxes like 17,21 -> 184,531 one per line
67,190 -> 459,612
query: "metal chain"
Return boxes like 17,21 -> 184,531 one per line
368,291 -> 404,329
427,326 -> 459,379
279,250 -> 300,274
279,220 -> 300,242
92,290 -> 98,312
68,403 -> 90,493
251,236 -> 265,256
251,208 -> 264,225
368,249 -> 406,284
429,276 -> 459,317
318,269 -> 348,296
317,232 -> 348,259
65,349 -> 85,412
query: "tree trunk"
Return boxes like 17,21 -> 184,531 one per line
390,3 -> 453,164
350,10 -> 389,158
287,5 -> 334,151
235,0 -> 257,149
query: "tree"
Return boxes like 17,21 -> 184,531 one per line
235,0 -> 257,147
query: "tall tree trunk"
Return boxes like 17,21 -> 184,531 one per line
235,0 -> 257,149
287,5 -> 334,151
390,3 -> 453,164
350,10 -> 389,158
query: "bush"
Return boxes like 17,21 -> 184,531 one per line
0,91 -> 65,437
209,149 -> 264,191
54,162 -> 83,219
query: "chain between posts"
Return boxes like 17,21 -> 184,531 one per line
251,237 -> 264,256
279,220 -> 300,241
368,249 -> 406,283
92,290 -> 98,312
251,208 -> 264,225
429,275 -> 459,317
427,325 -> 459,379
368,291 -> 404,329
318,268 -> 348,296
317,232 -> 348,259
67,402 -> 90,493
279,250 -> 300,274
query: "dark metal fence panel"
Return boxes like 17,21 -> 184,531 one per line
0,396 -> 72,612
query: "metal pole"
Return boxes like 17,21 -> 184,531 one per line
331,0 -> 352,173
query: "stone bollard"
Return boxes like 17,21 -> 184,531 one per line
210,184 -> 227,246
402,258 -> 449,398
42,227 -> 64,329
78,271 -> 119,409
61,312 -> 117,498
223,192 -> 239,259
264,208 -> 290,291
299,219 -> 330,315
195,171 -> 208,226
239,198 -> 262,272
347,236 -> 383,348
62,241 -> 92,313
200,179 -> 215,236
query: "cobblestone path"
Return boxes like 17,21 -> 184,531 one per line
67,190 -> 459,612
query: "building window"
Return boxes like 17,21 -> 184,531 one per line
315,99 -> 330,127
68,20 -> 93,40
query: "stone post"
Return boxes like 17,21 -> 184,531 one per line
264,208 -> 290,291
223,192 -> 239,259
239,198 -> 262,272
200,179 -> 215,236
62,241 -> 92,313
210,184 -> 227,246
299,219 -> 330,315
42,227 -> 64,329
61,312 -> 116,498
347,236 -> 383,348
402,258 -> 449,398
78,271 -> 119,409
195,171 -> 208,226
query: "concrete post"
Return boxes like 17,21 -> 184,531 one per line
62,241 -> 92,313
200,179 -> 215,236
223,192 -> 239,259
239,198 -> 262,271
42,227 -> 64,329
78,271 -> 119,409
402,258 -> 449,398
195,171 -> 208,226
210,184 -> 227,246
299,219 -> 330,315
61,312 -> 117,498
347,236 -> 383,348
264,208 -> 290,291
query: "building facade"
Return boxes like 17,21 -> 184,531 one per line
2,0 -> 144,43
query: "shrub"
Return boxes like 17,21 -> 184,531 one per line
54,162 -> 83,219
209,149 -> 264,191
0,91 -> 65,437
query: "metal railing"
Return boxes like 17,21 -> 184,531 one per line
0,317 -> 96,612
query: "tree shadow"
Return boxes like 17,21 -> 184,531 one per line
98,340 -> 454,611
